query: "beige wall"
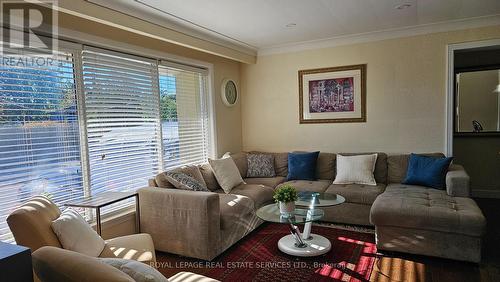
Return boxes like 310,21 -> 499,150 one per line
241,26 -> 500,154
59,13 -> 243,156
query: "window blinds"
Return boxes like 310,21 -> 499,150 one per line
81,47 -> 161,199
0,48 -> 83,241
158,63 -> 210,170
0,43 -> 213,241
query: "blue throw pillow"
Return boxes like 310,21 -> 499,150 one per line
287,151 -> 320,181
402,154 -> 453,189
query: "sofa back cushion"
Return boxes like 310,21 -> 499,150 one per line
249,151 -> 289,177
316,152 -> 336,180
229,152 -> 248,177
387,153 -> 445,183
339,152 -> 387,184
199,163 -> 221,191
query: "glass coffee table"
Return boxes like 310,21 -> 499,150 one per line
256,192 -> 345,257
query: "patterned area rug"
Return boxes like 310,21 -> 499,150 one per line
156,222 -> 377,282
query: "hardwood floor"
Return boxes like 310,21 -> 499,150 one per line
370,198 -> 500,282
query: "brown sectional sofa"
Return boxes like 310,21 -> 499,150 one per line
139,151 -> 485,263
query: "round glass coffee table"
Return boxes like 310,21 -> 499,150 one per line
256,192 -> 345,257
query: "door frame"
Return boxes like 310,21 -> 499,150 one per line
445,38 -> 500,156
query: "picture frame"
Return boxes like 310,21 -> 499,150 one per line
298,64 -> 366,123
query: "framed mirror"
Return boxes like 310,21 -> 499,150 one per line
455,68 -> 500,134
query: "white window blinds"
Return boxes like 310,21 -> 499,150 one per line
0,48 -> 83,241
81,47 -> 161,196
158,63 -> 210,170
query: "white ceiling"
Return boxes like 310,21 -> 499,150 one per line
89,0 -> 500,54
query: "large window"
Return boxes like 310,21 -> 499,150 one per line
0,44 -> 213,241
0,47 -> 83,241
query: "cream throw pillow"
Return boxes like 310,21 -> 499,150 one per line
209,156 -> 244,193
333,154 -> 378,186
99,258 -> 169,282
51,208 -> 105,257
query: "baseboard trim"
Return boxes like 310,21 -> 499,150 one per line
472,189 -> 500,199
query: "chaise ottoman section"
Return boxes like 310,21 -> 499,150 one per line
370,184 -> 486,263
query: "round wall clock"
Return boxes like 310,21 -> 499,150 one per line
221,79 -> 238,107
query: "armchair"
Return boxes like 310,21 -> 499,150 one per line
7,196 -> 156,265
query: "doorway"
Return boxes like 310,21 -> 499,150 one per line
446,39 -> 500,198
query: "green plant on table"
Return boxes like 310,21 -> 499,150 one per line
273,184 -> 298,203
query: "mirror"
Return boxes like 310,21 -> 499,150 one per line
456,69 -> 500,133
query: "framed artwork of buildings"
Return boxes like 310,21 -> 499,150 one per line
299,64 -> 366,123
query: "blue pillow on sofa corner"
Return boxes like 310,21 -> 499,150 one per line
402,153 -> 453,189
287,151 -> 320,181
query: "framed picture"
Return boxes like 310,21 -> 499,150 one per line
298,64 -> 366,123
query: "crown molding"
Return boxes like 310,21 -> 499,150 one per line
86,0 -> 257,56
56,0 -> 257,64
258,14 -> 500,57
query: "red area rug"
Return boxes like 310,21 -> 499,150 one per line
156,223 -> 377,282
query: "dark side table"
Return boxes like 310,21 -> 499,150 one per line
0,241 -> 33,282
64,191 -> 140,235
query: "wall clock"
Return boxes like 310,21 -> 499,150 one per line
221,79 -> 238,107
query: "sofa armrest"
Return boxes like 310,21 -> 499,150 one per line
138,187 -> 220,260
446,164 -> 470,197
33,246 -> 134,282
100,233 -> 156,264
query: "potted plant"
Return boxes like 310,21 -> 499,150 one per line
273,184 -> 298,215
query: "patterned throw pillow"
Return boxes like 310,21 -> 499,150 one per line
246,154 -> 276,178
165,172 -> 209,192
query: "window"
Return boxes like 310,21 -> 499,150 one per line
159,63 -> 211,170
82,48 -> 162,199
0,47 -> 83,241
0,43 -> 213,241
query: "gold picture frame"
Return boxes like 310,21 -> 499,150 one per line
299,64 -> 366,123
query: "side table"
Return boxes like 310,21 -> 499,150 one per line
64,191 -> 140,235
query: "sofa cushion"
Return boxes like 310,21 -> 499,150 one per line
51,208 -> 105,257
154,173 -> 175,189
403,154 -> 453,189
243,176 -> 286,188
387,153 -> 444,184
165,172 -> 209,192
230,184 -> 274,208
230,152 -> 248,178
99,258 -> 168,282
209,157 -> 244,193
370,184 -> 486,237
219,194 -> 254,230
316,153 -> 335,180
326,183 -> 386,205
287,151 -> 320,180
278,180 -> 331,193
155,165 -> 207,190
199,163 -> 220,191
250,151 -> 288,177
246,153 -> 276,177
340,152 -> 387,184
333,154 -> 378,185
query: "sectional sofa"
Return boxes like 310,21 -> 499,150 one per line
138,151 -> 486,263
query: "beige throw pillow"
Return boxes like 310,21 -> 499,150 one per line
208,157 -> 244,193
51,208 -> 105,257
99,258 -> 169,282
333,154 -> 378,186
